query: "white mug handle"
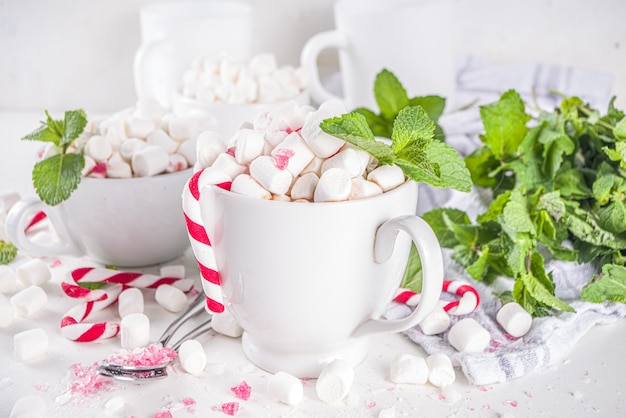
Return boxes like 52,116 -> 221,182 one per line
133,38 -> 176,108
4,197 -> 83,258
299,30 -> 347,104
353,215 -> 444,337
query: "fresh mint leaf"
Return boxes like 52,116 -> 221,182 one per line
22,122 -> 62,144
409,96 -> 446,124
32,153 -> 85,206
580,264 -> 626,303
391,106 -> 435,154
612,116 -> 626,139
61,109 -> 88,147
479,89 -> 530,159
422,208 -> 471,247
374,69 -> 410,121
353,107 -> 391,137
420,140 -> 472,192
0,241 -> 18,264
400,244 -> 422,293
502,189 -> 535,234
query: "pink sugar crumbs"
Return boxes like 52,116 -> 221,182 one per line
230,381 -> 252,401
68,362 -> 113,397
273,148 -> 295,170
153,412 -> 173,418
104,344 -> 178,367
221,402 -> 240,416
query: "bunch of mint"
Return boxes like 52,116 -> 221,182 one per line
423,90 -> 626,316
22,110 -> 88,206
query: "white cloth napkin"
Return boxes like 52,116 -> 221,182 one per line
387,55 -> 626,385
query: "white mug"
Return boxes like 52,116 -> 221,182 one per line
5,170 -> 192,267
134,0 -> 253,108
199,180 -> 443,377
300,0 -> 455,110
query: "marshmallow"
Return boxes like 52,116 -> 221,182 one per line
84,135 -> 113,162
168,116 -> 198,141
367,165 -> 406,192
0,294 -> 15,327
249,155 -> 293,195
230,174 -> 272,199
301,156 -> 324,176
147,128 -> 178,154
234,129 -> 267,164
314,168 -> 352,202
349,177 -> 383,200
117,287 -> 144,318
267,371 -> 303,405
316,359 -> 354,403
266,101 -> 307,133
447,318 -> 491,353
11,286 -> 47,318
290,172 -> 319,201
389,353 -> 428,385
160,264 -> 186,279
300,99 -> 347,158
106,152 -> 133,178
211,153 -> 247,180
257,75 -> 282,103
177,138 -> 197,165
211,309 -> 243,338
120,312 -> 150,349
126,117 -> 156,139
322,148 -> 366,178
134,97 -> 165,121
426,353 -> 455,388
265,131 -> 288,147
270,132 -> 315,177
131,145 -> 169,177
9,395 -> 46,418
14,328 -> 48,362
119,137 -> 148,161
155,284 -> 187,313
166,153 -> 189,172
104,396 -> 125,413
272,194 -> 292,202
178,339 -> 207,375
196,131 -> 227,168
81,155 -> 97,177
418,305 -> 451,335
496,302 -> 533,338
15,259 -> 50,287
249,53 -> 277,76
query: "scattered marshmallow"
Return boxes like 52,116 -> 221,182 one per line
367,165 -> 405,192
14,328 -> 48,362
160,264 -> 186,279
0,265 -> 23,294
178,339 -> 207,375
426,353 -> 455,388
267,371 -> 303,405
16,259 -> 50,287
496,302 -> 533,338
120,313 -> 150,349
104,396 -> 125,413
117,287 -> 144,318
0,294 -> 15,327
11,286 -> 48,318
131,145 -> 169,177
211,309 -> 243,338
314,168 -> 352,202
9,394 -> 46,418
316,359 -> 355,403
447,318 -> 491,353
155,284 -> 187,313
389,353 -> 428,385
418,307 -> 451,335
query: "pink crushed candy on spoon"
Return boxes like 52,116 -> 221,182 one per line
104,344 -> 178,367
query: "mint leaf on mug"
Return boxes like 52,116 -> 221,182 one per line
0,241 -> 18,264
22,110 -> 87,206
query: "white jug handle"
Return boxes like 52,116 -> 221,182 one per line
299,30 -> 347,104
133,38 -> 175,108
353,215 -> 444,337
4,197 -> 82,258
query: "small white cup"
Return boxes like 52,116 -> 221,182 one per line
198,180 -> 443,377
5,170 -> 192,267
134,0 -> 253,108
300,0 -> 455,110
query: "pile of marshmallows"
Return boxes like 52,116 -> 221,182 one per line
180,53 -> 308,105
45,98 -> 211,179
194,99 -> 406,202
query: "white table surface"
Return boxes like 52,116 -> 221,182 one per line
1,111 -> 625,417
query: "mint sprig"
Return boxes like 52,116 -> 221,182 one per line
22,110 -> 87,206
0,241 -> 18,264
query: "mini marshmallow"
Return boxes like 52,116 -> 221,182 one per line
135,97 -> 165,121
211,309 -> 243,338
230,174 -> 272,199
270,132 -> 315,177
272,194 -> 291,202
0,294 -> 15,327
120,313 -> 150,349
267,371 -> 304,405
426,353 -> 455,388
9,394 -> 46,418
265,131 -> 288,147
11,286 -> 48,318
14,328 -> 48,362
266,100 -> 307,133
211,153 -> 247,180
106,153 -> 133,178
177,138 -> 197,165
249,155 -> 293,195
104,396 -> 125,413
147,128 -> 178,154
300,99 -> 347,158
131,145 -> 169,177
126,117 -> 156,139
166,153 -> 189,172
389,353 -> 428,385
15,259 -> 50,287
322,148 -> 366,178
316,359 -> 355,403
196,131 -> 227,168
160,264 -> 186,279
367,165 -> 406,192
418,306 -> 451,335
119,137 -> 148,161
249,53 -> 277,76
155,284 -> 187,313
234,129 -> 267,164
178,339 -> 207,375
84,135 -> 113,162
81,155 -> 97,177
301,156 -> 324,176
168,116 -> 198,141
118,287 -> 144,318
496,302 -> 533,338
447,318 -> 491,353
314,168 -> 352,202
257,75 -> 282,103
349,177 -> 383,200
290,172 -> 319,201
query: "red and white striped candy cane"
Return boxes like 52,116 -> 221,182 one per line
394,280 -> 480,315
182,167 -> 232,314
